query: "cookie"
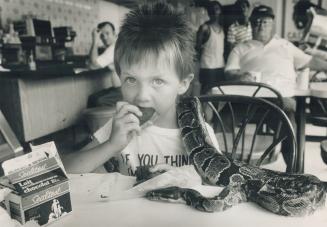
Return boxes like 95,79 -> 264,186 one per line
138,107 -> 155,125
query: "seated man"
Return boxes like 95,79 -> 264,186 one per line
87,21 -> 122,108
225,5 -> 327,169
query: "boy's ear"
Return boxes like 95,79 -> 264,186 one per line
178,73 -> 194,95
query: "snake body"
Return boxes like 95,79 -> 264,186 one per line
145,97 -> 327,216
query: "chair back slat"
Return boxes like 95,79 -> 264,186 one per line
232,104 -> 258,159
318,99 -> 327,113
207,101 -> 229,155
256,136 -> 287,166
253,86 -> 261,97
217,86 -> 225,95
228,102 -> 236,143
247,109 -> 270,163
241,132 -> 245,160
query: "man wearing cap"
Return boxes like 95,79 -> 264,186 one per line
224,4 -> 327,169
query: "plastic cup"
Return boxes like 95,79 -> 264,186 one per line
297,68 -> 310,90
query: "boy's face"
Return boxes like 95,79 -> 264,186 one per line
119,56 -> 193,128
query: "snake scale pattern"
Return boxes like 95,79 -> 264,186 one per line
145,96 -> 327,216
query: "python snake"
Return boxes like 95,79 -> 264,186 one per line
144,96 -> 327,216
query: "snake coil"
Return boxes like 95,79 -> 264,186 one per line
145,97 -> 327,216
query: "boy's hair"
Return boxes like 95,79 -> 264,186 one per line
97,21 -> 115,32
114,1 -> 195,79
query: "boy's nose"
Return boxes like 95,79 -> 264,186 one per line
135,84 -> 151,103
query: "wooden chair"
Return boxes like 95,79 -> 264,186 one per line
208,81 -> 287,164
197,94 -> 298,173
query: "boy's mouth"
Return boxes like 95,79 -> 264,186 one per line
137,107 -> 157,126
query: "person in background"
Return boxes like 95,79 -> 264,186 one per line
63,2 -> 220,175
89,21 -> 116,70
225,5 -> 327,170
196,1 -> 225,94
227,0 -> 252,50
87,21 -> 122,107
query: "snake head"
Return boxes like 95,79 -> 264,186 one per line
146,186 -> 183,202
177,97 -> 199,116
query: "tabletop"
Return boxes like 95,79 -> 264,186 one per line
44,166 -> 327,227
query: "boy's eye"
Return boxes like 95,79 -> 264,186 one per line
125,77 -> 137,84
152,79 -> 164,86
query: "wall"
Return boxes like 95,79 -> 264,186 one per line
283,0 -> 307,42
97,1 -> 130,34
283,0 -> 326,42
0,0 -> 313,55
0,0 -> 129,55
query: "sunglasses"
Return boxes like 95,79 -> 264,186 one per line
252,18 -> 273,27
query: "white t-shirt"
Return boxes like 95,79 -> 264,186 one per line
200,26 -> 225,69
94,119 -> 220,176
225,35 -> 312,96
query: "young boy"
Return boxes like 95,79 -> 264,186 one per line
63,1 -> 219,175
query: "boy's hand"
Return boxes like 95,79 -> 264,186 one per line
109,101 -> 143,151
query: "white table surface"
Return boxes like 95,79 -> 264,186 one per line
45,168 -> 327,227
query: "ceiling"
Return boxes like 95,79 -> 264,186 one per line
104,0 -> 198,8
104,0 -> 140,8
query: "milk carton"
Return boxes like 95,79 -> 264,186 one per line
1,142 -> 72,226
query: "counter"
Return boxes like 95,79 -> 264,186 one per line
0,65 -> 115,142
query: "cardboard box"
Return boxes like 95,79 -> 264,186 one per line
1,142 -> 72,226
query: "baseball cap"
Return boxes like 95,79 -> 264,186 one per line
250,5 -> 275,21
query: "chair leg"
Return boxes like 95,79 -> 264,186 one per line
320,140 -> 327,165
